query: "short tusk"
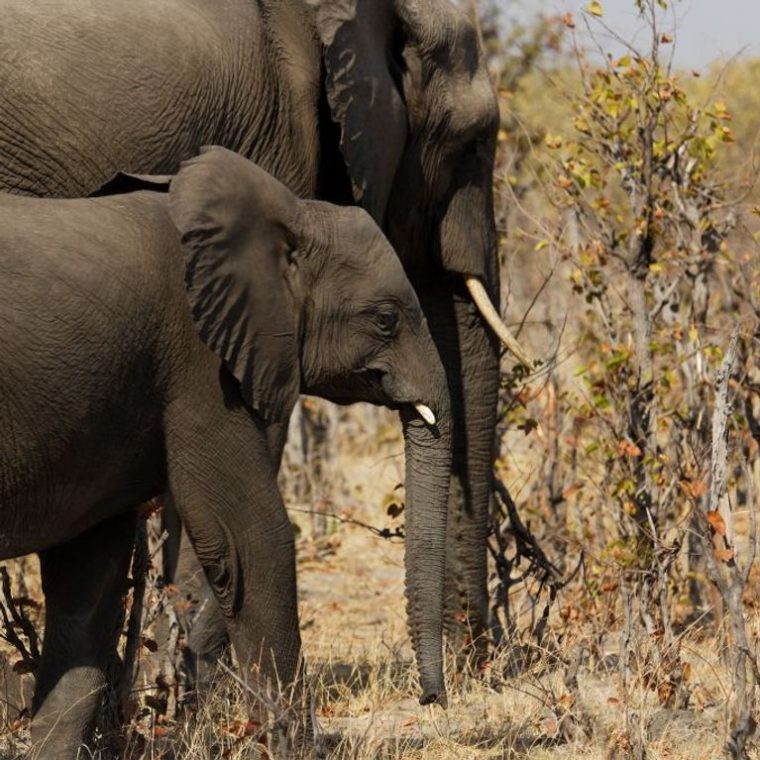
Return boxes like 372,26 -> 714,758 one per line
465,276 -> 532,366
414,403 -> 436,426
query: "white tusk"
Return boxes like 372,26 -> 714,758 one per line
465,276 -> 533,366
414,403 -> 437,426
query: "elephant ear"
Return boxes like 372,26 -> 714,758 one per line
309,0 -> 407,225
89,172 -> 172,197
168,147 -> 301,424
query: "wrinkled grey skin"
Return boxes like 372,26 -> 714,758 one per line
0,148 -> 451,759
0,0 -> 500,661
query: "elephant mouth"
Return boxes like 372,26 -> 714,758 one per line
306,371 -> 438,427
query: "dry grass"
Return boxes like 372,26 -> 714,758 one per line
0,410 -> 754,759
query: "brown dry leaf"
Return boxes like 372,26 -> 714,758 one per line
12,660 -> 34,675
679,479 -> 707,500
714,546 -> 734,563
386,501 -> 404,519
563,12 -> 575,28
657,681 -> 674,705
617,439 -> 642,458
223,719 -> 258,738
706,510 -> 726,536
400,716 -> 418,731
560,603 -> 580,621
562,481 -> 584,500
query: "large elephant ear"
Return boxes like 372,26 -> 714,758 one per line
309,0 -> 407,225
168,147 -> 300,423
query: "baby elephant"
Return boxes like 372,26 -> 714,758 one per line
0,147 -> 451,758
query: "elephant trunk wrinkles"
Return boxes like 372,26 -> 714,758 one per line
399,371 -> 452,708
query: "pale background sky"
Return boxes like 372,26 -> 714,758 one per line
499,0 -> 759,69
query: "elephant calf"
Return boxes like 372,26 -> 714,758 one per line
0,147 -> 451,758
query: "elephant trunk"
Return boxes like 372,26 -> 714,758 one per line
399,364 -> 452,708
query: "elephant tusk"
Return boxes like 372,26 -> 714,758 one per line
465,276 -> 532,366
414,403 -> 437,426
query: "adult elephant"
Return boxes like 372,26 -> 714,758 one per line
0,0 -> 526,660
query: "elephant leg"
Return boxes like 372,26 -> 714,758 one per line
420,276 -> 500,669
165,401 -> 303,734
162,419 -> 291,695
30,513 -> 135,760
174,524 -> 231,690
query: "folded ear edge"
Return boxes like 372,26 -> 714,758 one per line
166,148 -> 302,425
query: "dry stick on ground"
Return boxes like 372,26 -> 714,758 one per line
118,519 -> 150,717
97,521 -> 151,754
489,474 -> 577,651
697,330 -> 759,759
287,506 -> 405,542
214,658 -> 317,755
0,567 -> 40,674
490,475 -> 589,743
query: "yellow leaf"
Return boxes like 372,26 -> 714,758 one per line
586,0 -> 603,16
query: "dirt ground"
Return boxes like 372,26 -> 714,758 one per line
0,405 -> 756,759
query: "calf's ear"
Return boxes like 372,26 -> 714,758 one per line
168,146 -> 301,423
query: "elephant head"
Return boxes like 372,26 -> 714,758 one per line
310,0 -> 529,362
167,146 -> 451,706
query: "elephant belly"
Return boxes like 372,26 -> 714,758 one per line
0,411 -> 166,560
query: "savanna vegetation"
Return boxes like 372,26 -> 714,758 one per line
1,1 -> 759,758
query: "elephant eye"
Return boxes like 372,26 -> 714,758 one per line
374,308 -> 399,338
